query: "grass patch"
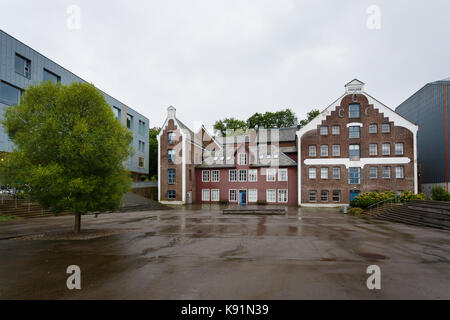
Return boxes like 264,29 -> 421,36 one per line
0,215 -> 20,222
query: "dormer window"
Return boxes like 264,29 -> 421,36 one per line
238,153 -> 248,165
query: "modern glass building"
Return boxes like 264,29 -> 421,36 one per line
396,77 -> 450,195
0,29 -> 149,181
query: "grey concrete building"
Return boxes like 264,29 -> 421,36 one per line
396,77 -> 450,195
0,29 -> 149,181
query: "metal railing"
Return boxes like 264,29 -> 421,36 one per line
364,197 -> 398,217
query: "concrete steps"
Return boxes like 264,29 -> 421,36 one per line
374,200 -> 450,231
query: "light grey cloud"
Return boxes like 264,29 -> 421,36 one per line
0,0 -> 449,131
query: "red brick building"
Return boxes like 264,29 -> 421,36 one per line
297,79 -> 418,206
158,79 -> 418,207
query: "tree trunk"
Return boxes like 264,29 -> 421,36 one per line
74,212 -> 81,235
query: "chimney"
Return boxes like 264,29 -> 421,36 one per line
167,106 -> 176,119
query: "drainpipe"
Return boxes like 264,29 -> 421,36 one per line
445,86 -> 448,192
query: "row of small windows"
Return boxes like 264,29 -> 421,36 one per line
308,143 -> 404,158
201,189 -> 289,203
309,190 -> 341,202
202,169 -> 288,182
319,123 -> 391,136
308,166 -> 405,182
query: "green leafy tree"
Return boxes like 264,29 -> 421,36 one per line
213,118 -> 247,136
1,82 -> 134,234
247,109 -> 296,129
148,127 -> 161,181
299,109 -> 320,128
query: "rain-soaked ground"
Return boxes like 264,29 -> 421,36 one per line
0,204 -> 449,299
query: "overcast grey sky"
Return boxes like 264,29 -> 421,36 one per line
1,0 -> 449,131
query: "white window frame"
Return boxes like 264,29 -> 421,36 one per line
332,190 -> 340,202
395,166 -> 404,179
309,190 -> 317,202
238,169 -> 247,182
369,144 -> 378,156
202,170 -> 210,182
202,189 -> 210,201
320,126 -> 328,136
229,189 -> 238,202
211,170 -> 220,182
248,189 -> 258,202
332,126 -> 340,135
266,169 -> 276,182
332,144 -> 340,157
249,169 -> 258,182
369,124 -> 377,134
332,167 -> 340,179
320,145 -> 328,157
382,166 -> 391,179
278,169 -> 288,182
238,153 -> 248,165
266,189 -> 276,203
382,143 -> 391,156
370,167 -> 378,179
321,167 -> 328,180
395,143 -> 404,155
321,190 -> 329,202
278,189 -> 288,203
309,167 -> 317,179
211,189 -> 220,201
229,170 -> 237,182
309,145 -> 317,157
382,123 -> 391,133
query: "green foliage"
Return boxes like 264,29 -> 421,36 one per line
399,190 -> 426,202
299,109 -> 320,128
348,207 -> 364,217
431,186 -> 450,201
0,215 -> 19,222
0,82 -> 133,217
148,127 -> 160,179
214,118 -> 248,136
351,190 -> 426,209
247,109 -> 296,129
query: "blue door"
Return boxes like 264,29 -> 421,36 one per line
350,190 -> 360,201
239,191 -> 247,206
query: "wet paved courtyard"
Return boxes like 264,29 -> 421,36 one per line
0,205 -> 449,299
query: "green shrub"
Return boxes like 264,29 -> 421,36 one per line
431,186 -> 450,201
399,190 -> 426,202
348,207 -> 364,217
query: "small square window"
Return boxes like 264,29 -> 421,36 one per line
332,190 -> 340,202
332,145 -> 340,157
249,169 -> 258,182
202,170 -> 211,182
320,145 -> 328,157
395,166 -> 404,179
382,166 -> 391,179
332,167 -> 340,179
167,169 -> 176,184
15,54 -> 31,79
138,156 -> 145,168
369,124 -> 377,133
395,143 -> 404,155
278,169 -> 288,181
321,167 -> 328,179
369,144 -> 378,156
229,170 -> 237,182
168,190 -> 176,199
332,126 -> 340,135
309,145 -> 317,157
320,126 -> 328,136
212,170 -> 220,182
238,170 -> 247,182
369,167 -> 378,179
267,189 -> 277,203
309,168 -> 317,179
266,169 -> 276,182
309,190 -> 317,202
248,189 -> 258,202
321,190 -> 329,202
382,143 -> 391,156
382,124 -> 391,133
